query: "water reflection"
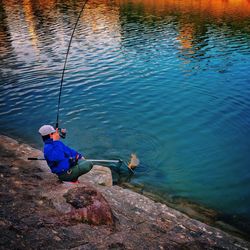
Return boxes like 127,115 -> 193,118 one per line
0,1 -> 18,87
23,0 -> 39,51
1,0 -> 250,64
116,0 -> 250,19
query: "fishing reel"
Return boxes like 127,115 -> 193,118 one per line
58,128 -> 67,139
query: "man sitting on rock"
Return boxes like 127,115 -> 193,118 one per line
38,125 -> 93,182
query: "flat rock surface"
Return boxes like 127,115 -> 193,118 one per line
0,135 -> 249,250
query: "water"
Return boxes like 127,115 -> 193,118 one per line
1,0 -> 250,233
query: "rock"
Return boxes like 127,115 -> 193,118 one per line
64,186 -> 114,226
79,165 -> 113,187
50,194 -> 72,214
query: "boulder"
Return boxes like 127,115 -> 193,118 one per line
79,165 -> 113,187
64,186 -> 114,226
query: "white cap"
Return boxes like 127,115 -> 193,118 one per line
38,125 -> 56,136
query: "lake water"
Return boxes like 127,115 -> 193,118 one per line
1,0 -> 250,235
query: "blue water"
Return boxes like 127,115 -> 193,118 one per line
1,0 -> 250,229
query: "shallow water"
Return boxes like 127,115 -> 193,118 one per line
1,0 -> 250,231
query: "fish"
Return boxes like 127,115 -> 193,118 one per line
128,153 -> 140,170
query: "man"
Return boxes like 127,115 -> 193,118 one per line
38,125 -> 93,182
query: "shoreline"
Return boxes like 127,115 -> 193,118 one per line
6,132 -> 249,241
0,134 -> 250,248
121,182 -> 250,242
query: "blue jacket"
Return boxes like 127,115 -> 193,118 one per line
43,138 -> 82,175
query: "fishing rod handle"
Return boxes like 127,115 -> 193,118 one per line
27,157 -> 46,160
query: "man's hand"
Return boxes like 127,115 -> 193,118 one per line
52,128 -> 61,141
76,153 -> 84,160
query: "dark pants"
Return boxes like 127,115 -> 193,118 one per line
58,160 -> 93,182
102,162 -> 134,184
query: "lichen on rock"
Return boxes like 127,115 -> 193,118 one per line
64,186 -> 114,226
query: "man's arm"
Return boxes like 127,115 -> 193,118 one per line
52,128 -> 84,160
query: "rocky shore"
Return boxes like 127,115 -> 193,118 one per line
0,134 -> 249,250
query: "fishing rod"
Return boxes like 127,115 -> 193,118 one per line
56,0 -> 89,138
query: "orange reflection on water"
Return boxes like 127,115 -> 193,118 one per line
116,0 -> 250,18
36,0 -> 56,9
177,23 -> 195,51
23,0 -> 39,50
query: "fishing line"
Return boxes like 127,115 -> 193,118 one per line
51,1 -> 140,171
56,0 -> 89,130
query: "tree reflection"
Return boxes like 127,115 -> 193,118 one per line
116,0 -> 250,19
117,0 -> 250,62
0,1 -> 19,86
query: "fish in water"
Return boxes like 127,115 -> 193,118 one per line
128,153 -> 140,169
